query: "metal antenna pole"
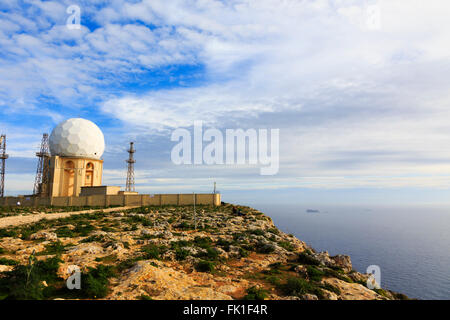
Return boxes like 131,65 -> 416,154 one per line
193,192 -> 197,230
33,133 -> 50,196
125,142 -> 136,192
213,182 -> 216,194
0,135 -> 9,198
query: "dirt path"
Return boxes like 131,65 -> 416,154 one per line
0,206 -> 139,229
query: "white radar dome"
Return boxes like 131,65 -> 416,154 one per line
49,118 -> 105,159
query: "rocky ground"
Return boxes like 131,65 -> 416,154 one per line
0,203 -> 410,300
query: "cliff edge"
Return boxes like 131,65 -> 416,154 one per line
0,204 -> 409,300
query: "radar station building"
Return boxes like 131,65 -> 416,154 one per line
2,117 -> 221,207
43,118 -> 105,197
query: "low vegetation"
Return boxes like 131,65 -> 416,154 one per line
0,203 -> 406,300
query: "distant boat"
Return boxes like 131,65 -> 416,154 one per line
306,209 -> 320,213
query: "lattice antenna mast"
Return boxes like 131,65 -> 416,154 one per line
0,135 -> 9,198
33,133 -> 50,196
125,142 -> 136,192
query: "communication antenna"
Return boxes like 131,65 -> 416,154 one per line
125,142 -> 136,192
213,182 -> 216,194
33,133 -> 50,196
193,192 -> 197,230
0,135 -> 9,197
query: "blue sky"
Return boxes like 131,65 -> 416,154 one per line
1,0 -> 450,206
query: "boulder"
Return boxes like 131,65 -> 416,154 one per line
311,251 -> 334,267
67,243 -> 104,255
112,212 -> 124,217
0,265 -> 14,272
331,254 -> 352,272
30,231 -> 58,241
321,290 -> 339,300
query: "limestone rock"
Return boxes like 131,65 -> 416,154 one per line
331,254 -> 352,272
0,265 -> 14,272
112,212 -> 125,217
17,243 -> 46,255
312,251 -> 334,267
68,243 -> 104,256
322,278 -> 384,300
108,261 -> 232,300
30,231 -> 58,241
321,289 -> 339,300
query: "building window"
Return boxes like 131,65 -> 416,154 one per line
85,162 -> 94,186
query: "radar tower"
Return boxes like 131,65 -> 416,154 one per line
125,142 -> 136,192
0,135 -> 9,197
33,133 -> 50,196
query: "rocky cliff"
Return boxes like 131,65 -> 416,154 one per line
0,204 -> 409,300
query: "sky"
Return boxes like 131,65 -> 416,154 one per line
1,0 -> 450,207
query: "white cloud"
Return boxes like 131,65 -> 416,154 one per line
98,0 -> 450,190
2,0 -> 450,193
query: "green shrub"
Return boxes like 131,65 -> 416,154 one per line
81,265 -> 116,299
95,254 -> 118,264
374,288 -> 391,299
196,247 -> 220,261
193,236 -> 213,249
255,242 -> 275,254
297,252 -> 320,266
265,275 -> 281,286
115,257 -> 139,273
55,226 -> 74,238
320,283 -> 341,295
243,286 -> 268,300
248,229 -> 265,236
177,221 -> 191,229
278,241 -> 295,252
393,292 -> 410,300
73,223 -> 95,236
216,238 -> 231,252
0,258 -> 18,266
195,260 -> 215,273
232,232 -> 247,241
263,262 -> 282,275
126,216 -> 154,227
175,248 -> 190,261
101,226 -> 116,232
38,241 -> 69,256
239,247 -> 249,257
269,262 -> 282,269
0,229 -> 17,238
170,240 -> 191,249
280,277 -> 322,298
323,268 -> 353,283
306,265 -> 325,282
167,217 -> 176,224
0,256 -> 62,300
141,244 -> 166,260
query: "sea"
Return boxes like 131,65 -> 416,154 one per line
252,204 -> 450,300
